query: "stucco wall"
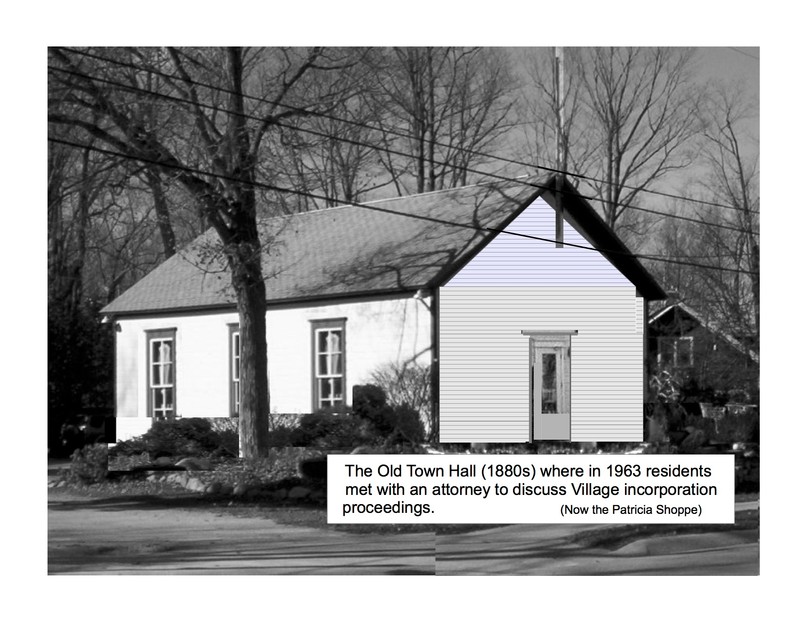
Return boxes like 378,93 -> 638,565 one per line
114,296 -> 431,439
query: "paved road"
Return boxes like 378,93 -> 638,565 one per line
435,522 -> 758,575
48,493 -> 435,575
48,491 -> 758,575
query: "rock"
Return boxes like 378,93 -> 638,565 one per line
309,489 -> 326,503
288,486 -> 312,500
185,477 -> 207,493
165,472 -> 189,488
272,488 -> 288,501
217,483 -> 233,496
232,483 -> 251,497
205,481 -> 223,494
153,456 -> 173,466
678,427 -> 708,453
176,457 -> 212,471
245,487 -> 264,499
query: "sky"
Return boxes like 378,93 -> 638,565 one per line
695,46 -> 760,139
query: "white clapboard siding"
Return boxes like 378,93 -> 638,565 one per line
439,286 -> 643,443
446,196 -> 632,287
440,195 -> 645,442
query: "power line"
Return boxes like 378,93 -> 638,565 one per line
728,47 -> 760,61
51,47 -> 757,218
48,135 -> 759,278
47,62 -> 757,237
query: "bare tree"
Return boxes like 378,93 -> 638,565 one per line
649,82 -> 759,349
49,47 -> 362,458
273,86 -> 387,210
696,82 -> 759,342
522,48 -> 703,238
519,48 -> 596,183
48,133 -> 123,448
372,47 -> 517,194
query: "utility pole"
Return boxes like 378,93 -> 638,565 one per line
554,47 -> 565,247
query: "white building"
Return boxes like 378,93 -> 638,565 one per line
101,174 -> 665,443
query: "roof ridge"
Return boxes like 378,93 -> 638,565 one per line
256,174 -> 547,222
360,175 -> 540,206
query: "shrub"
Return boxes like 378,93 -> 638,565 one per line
110,435 -> 148,456
715,410 -> 759,443
292,406 -> 372,450
353,384 -> 425,445
209,418 -> 239,456
390,403 -> 426,444
370,362 -> 431,438
143,418 -> 213,456
140,417 -> 234,458
268,414 -> 302,447
69,443 -> 108,484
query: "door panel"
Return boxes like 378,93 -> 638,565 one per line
530,337 -> 571,440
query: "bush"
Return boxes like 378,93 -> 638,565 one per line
268,414 -> 302,447
68,443 -> 108,484
370,362 -> 431,438
353,384 -> 425,445
269,386 -> 427,450
390,404 -> 426,444
143,418 -> 214,456
716,410 -> 759,443
137,418 -> 236,458
110,435 -> 148,456
292,406 -> 373,450
209,418 -> 240,456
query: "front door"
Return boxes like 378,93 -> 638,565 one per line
530,337 -> 571,440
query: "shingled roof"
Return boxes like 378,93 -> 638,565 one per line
649,301 -> 759,363
101,174 -> 665,316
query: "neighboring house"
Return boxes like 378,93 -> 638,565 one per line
101,174 -> 666,444
647,301 -> 759,403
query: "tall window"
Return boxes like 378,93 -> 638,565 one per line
311,318 -> 346,409
147,329 -> 176,419
229,324 -> 241,417
658,336 -> 693,368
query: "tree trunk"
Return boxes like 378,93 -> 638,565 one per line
230,244 -> 270,458
145,169 -> 177,258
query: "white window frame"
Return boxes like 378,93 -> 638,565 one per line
147,328 -> 176,419
311,318 -> 346,410
229,324 -> 240,417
